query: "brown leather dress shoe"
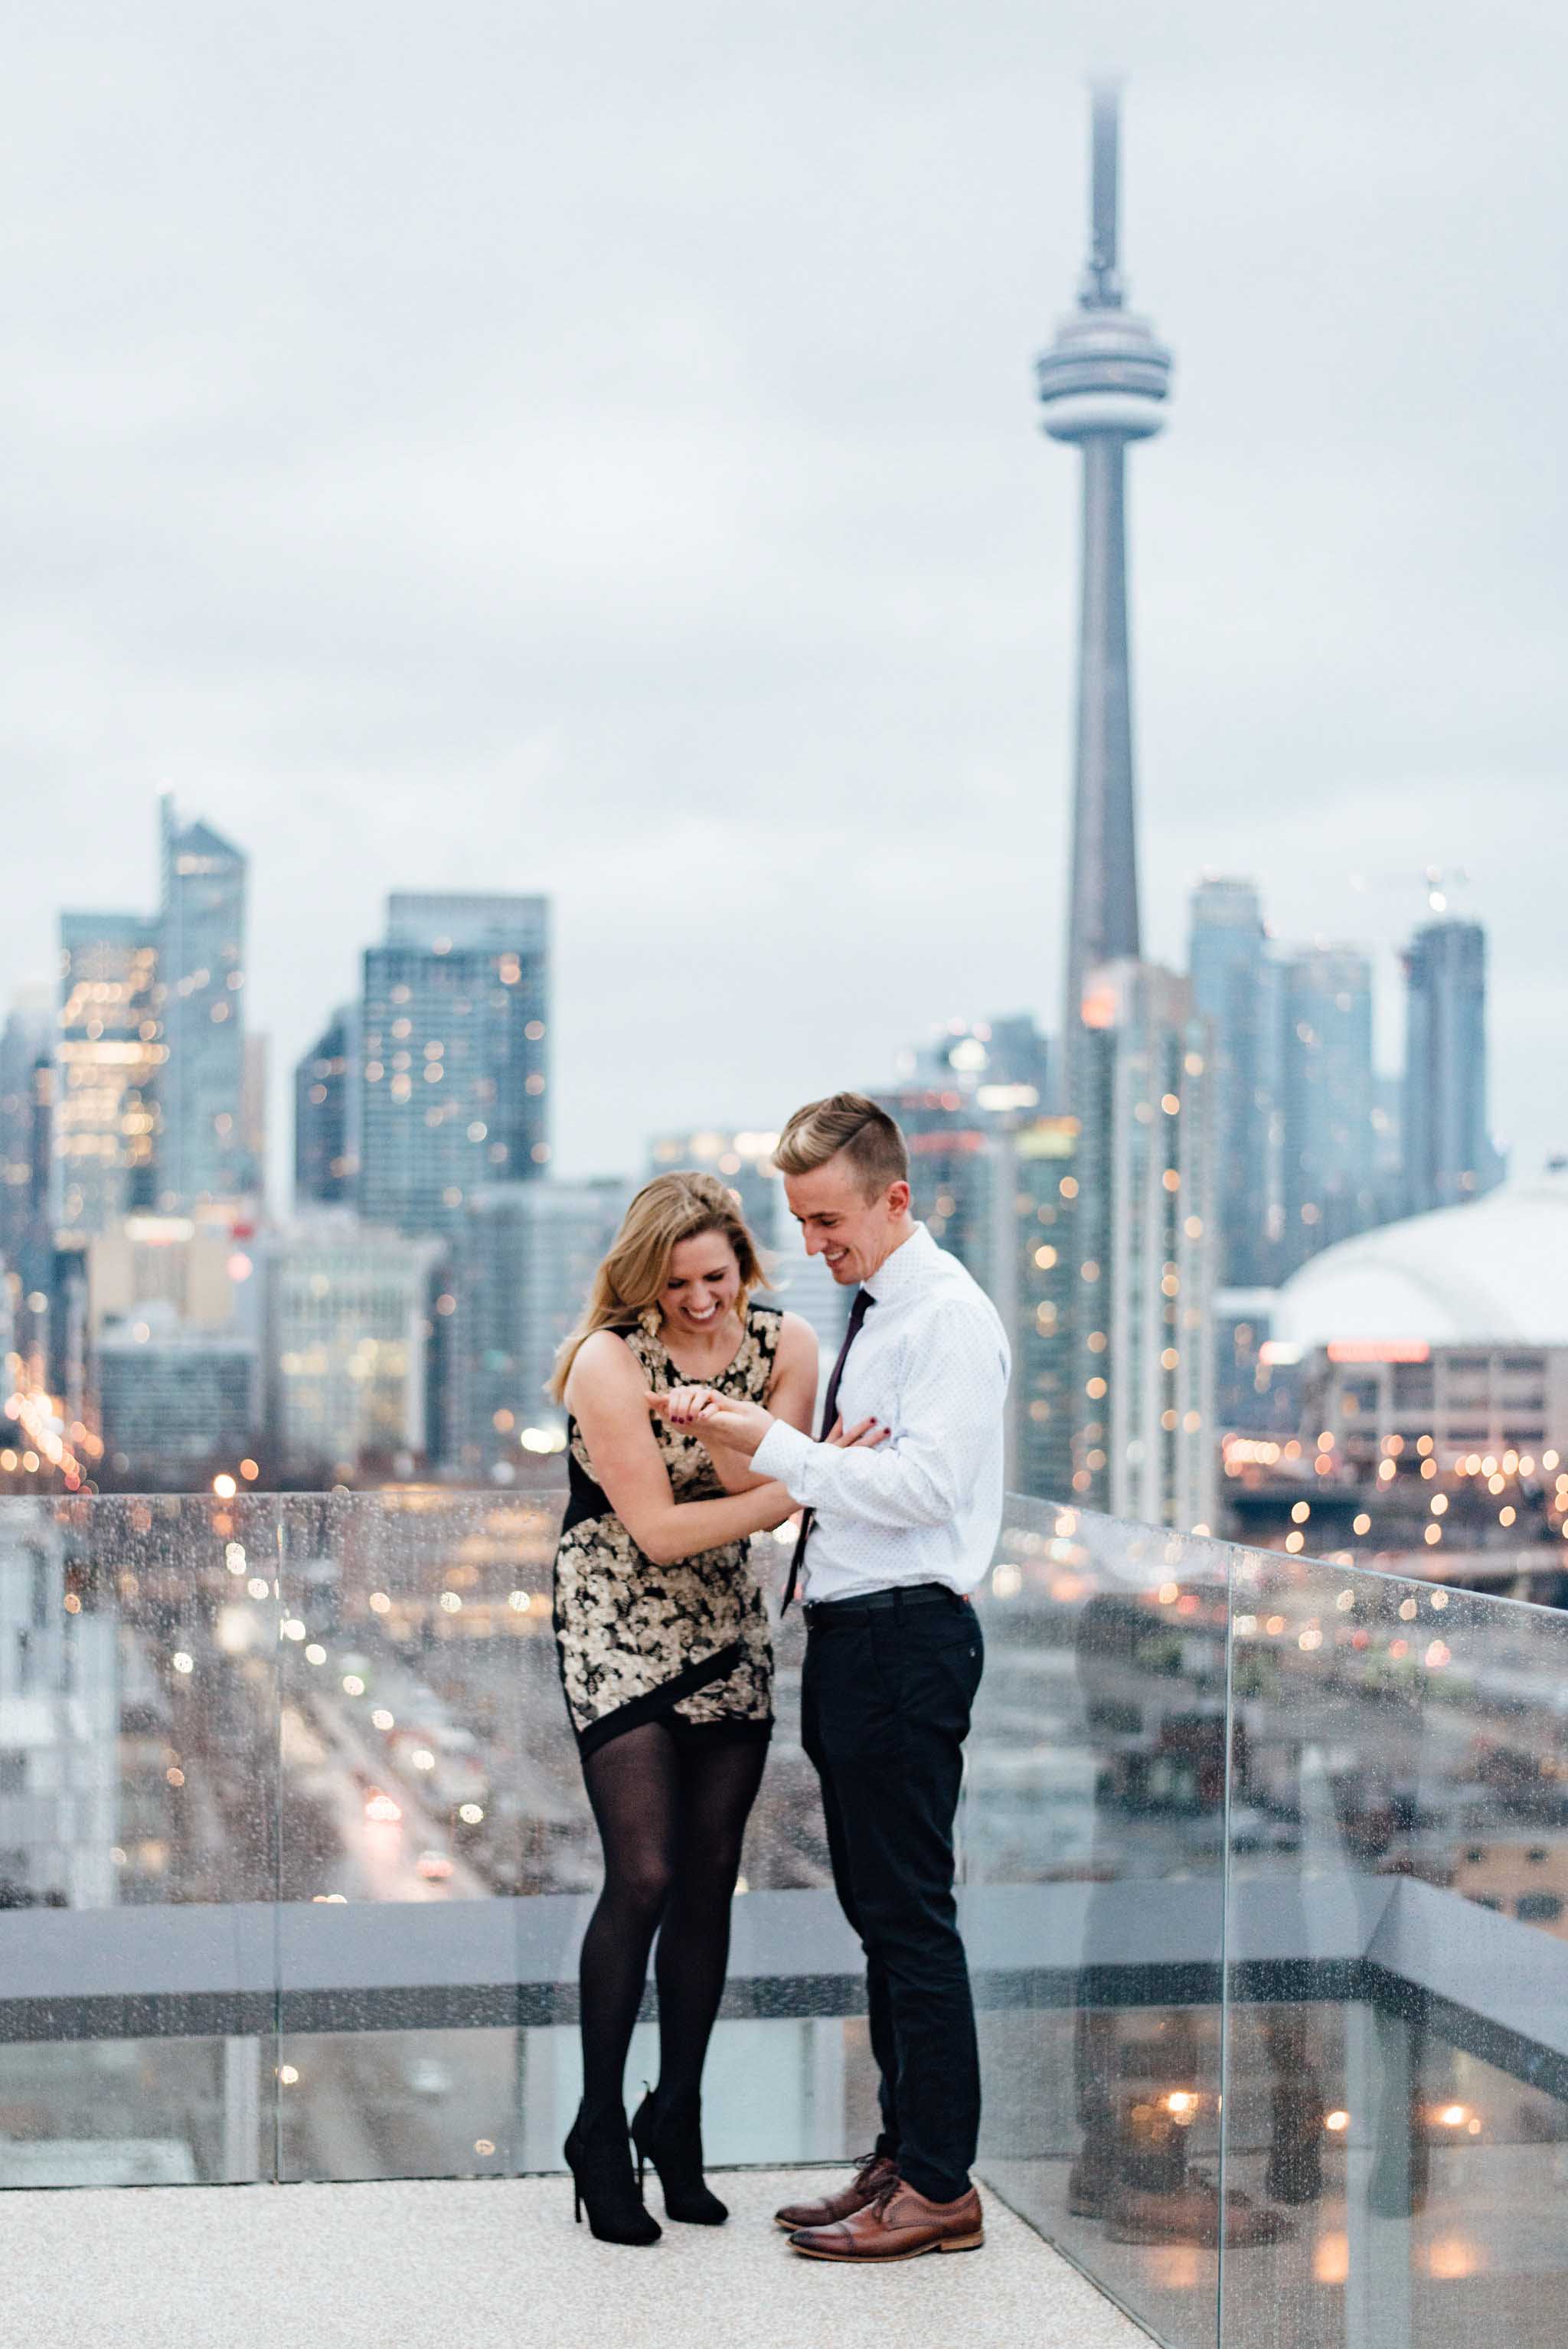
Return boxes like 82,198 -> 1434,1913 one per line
773,2153 -> 900,2233
789,2178 -> 985,2261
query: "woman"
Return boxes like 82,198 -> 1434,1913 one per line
550,1170 -> 881,2245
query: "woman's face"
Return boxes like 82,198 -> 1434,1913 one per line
658,1230 -> 743,1339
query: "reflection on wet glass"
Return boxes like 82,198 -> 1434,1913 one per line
0,1487 -> 1563,2349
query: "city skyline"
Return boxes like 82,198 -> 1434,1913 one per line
2,15 -> 1563,1195
3,800 -> 1537,1210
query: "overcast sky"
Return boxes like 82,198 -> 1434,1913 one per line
5,2 -> 1566,1198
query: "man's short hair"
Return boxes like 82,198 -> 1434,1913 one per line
774,1092 -> 910,1200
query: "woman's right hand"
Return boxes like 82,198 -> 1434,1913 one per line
824,1416 -> 890,1451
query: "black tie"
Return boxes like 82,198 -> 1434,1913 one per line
781,1286 -> 874,1613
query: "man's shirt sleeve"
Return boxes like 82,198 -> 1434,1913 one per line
751,1296 -> 1008,1531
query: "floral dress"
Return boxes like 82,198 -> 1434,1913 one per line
553,1302 -> 779,1758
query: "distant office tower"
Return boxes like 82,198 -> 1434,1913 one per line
357,894 -> 550,1239
1371,1070 -> 1404,1224
0,993 -> 56,1364
53,912 -> 162,1240
1073,962 -> 1217,1531
295,1006 -> 357,1204
874,1086 -> 1012,1302
1037,83 -> 1172,1089
443,1179 -> 631,1471
648,1127 -> 782,1252
1279,946 -> 1378,1271
157,798 -> 256,1210
899,1017 -> 1054,1116
985,1015 -> 1056,1112
242,1034 -> 268,1200
87,1217 -> 240,1338
1008,1116 -> 1080,1501
0,1511 -> 118,1906
96,1304 -> 258,1482
1402,916 -> 1504,1214
1187,878 -> 1280,1287
261,1215 -> 443,1478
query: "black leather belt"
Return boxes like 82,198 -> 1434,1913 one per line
802,1582 -> 969,1625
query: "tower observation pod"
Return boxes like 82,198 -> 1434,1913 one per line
1038,83 -> 1173,1087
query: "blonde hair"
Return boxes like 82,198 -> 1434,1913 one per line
774,1091 -> 909,1199
549,1170 -> 772,1401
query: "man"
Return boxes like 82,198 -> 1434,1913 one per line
670,1091 -> 1010,2262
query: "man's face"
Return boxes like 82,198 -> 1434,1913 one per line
782,1155 -> 910,1286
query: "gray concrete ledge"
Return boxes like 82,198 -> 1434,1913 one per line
3,2168 -> 1153,2349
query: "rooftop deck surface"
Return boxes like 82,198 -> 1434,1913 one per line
7,2167 -> 1151,2349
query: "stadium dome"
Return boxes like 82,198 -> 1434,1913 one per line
1271,1165 -> 1568,1351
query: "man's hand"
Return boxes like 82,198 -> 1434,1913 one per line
825,1415 -> 889,1452
649,1387 -> 775,1459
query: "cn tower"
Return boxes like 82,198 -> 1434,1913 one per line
1037,83 -> 1172,1088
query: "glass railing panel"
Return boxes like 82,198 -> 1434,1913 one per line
0,1493 -> 281,2183
1219,1550 -> 1568,2349
967,1496 -> 1231,2349
275,1490 -> 548,2177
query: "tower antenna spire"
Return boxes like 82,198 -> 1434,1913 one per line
1085,80 -> 1122,307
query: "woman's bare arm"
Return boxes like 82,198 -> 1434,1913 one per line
565,1331 -> 797,1564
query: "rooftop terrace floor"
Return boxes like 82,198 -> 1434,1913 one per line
7,2167 -> 1149,2349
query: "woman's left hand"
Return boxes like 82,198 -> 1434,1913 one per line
649,1384 -> 722,1430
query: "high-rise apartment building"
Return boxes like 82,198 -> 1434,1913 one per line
156,799 -> 254,1211
357,894 -> 550,1240
443,1179 -> 630,1470
1279,946 -> 1377,1273
260,1214 -> 443,1479
54,802 -> 255,1237
1188,878 -> 1280,1287
294,1006 -> 357,1205
53,913 -> 162,1240
1074,961 -> 1217,1531
1008,1116 -> 1080,1503
1402,916 -> 1504,1215
0,995 -> 56,1373
96,1305 -> 258,1482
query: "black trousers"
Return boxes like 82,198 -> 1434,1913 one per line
800,1588 -> 984,2204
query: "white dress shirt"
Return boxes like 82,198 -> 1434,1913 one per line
752,1221 -> 1011,1603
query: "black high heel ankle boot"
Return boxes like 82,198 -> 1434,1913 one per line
630,2089 -> 728,2226
564,2104 -> 662,2245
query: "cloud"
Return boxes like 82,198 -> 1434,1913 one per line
2,0 -> 1564,1192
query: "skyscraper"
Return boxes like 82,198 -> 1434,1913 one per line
260,1214 -> 444,1480
443,1178 -> 630,1471
356,894 -> 550,1240
0,992 -> 54,1270
54,911 -> 162,1239
156,797 -> 255,1211
294,1005 -> 357,1205
1037,83 -> 1172,1081
1188,878 -> 1280,1286
1279,945 -> 1377,1271
1402,916 -> 1503,1214
1007,1115 -> 1080,1502
1074,961 -> 1217,1532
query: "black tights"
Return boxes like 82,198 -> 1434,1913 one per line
577,1719 -> 768,2122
